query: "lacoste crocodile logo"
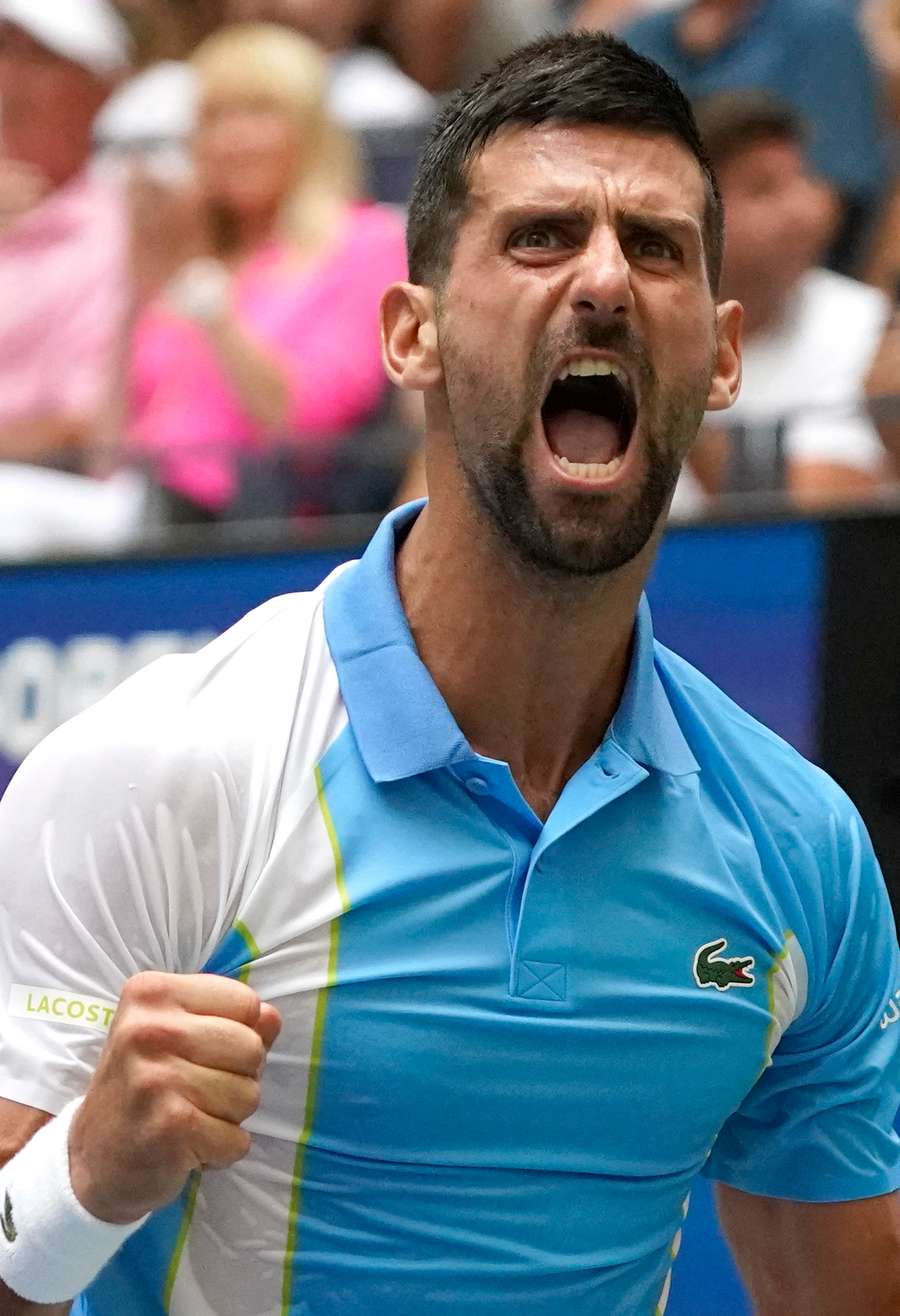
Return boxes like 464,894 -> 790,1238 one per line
1,1190 -> 16,1244
693,938 -> 755,991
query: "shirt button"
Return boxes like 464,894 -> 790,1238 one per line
465,776 -> 490,794
597,760 -> 619,778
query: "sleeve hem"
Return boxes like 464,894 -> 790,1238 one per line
703,1163 -> 900,1203
0,1077 -> 83,1118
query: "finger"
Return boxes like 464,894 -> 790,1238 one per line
126,972 -> 262,1030
177,1015 -> 266,1078
172,1058 -> 261,1126
188,1108 -> 252,1170
256,1003 -> 282,1054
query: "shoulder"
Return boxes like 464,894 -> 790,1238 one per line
620,12 -> 678,48
12,575 -> 352,819
792,268 -> 889,365
778,0 -> 871,60
799,267 -> 889,324
655,640 -> 856,838
782,0 -> 861,31
341,202 -> 408,264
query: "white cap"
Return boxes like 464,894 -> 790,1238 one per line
0,0 -> 132,77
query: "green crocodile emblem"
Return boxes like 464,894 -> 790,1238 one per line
693,938 -> 755,991
1,1190 -> 16,1244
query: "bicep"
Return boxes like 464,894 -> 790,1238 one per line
716,1183 -> 900,1316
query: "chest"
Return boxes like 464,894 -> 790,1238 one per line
231,757 -> 797,1184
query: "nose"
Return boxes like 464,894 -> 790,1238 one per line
569,228 -> 634,319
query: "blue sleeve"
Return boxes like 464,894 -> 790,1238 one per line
704,802 -> 900,1201
791,6 -> 885,199
619,13 -> 681,66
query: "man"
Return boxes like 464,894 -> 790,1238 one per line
0,30 -> 898,1316
681,91 -> 890,504
0,0 -> 131,470
621,0 -> 886,272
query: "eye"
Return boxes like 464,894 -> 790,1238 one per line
508,224 -> 569,252
631,232 -> 681,262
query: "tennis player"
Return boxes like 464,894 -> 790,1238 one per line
0,29 -> 898,1316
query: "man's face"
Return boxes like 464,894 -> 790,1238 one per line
433,123 -> 730,578
0,23 -> 109,181
718,136 -> 839,307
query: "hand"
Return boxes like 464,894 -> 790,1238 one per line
0,156 -> 52,234
68,972 -> 282,1225
127,168 -> 212,307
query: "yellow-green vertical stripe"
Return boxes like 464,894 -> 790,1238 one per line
280,766 -> 350,1315
760,931 -> 793,1076
163,1170 -> 203,1311
234,918 -> 262,985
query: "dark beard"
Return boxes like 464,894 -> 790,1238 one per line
460,415 -> 684,578
443,322 -> 711,579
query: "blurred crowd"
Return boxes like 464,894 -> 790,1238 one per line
3,0 -> 900,556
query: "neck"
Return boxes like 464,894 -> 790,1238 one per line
226,206 -> 282,260
396,477 -> 661,819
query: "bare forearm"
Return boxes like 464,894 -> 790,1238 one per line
0,415 -> 89,466
787,460 -> 881,507
203,314 -> 293,435
716,1184 -> 900,1316
0,1281 -> 70,1316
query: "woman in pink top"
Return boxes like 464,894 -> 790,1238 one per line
125,23 -> 408,517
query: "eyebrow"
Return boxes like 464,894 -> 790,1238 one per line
491,201 -> 703,245
619,210 -> 703,245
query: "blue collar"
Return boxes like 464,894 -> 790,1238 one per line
323,502 -> 699,783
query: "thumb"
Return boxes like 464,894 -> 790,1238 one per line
256,1002 -> 282,1054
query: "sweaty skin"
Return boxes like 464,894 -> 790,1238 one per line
383,122 -> 742,818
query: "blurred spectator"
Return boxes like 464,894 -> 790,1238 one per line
96,1 -> 226,156
860,0 -> 900,294
683,92 -> 890,507
621,0 -> 887,272
226,0 -> 551,94
569,0 -> 683,29
0,0 -> 132,469
121,23 -> 407,520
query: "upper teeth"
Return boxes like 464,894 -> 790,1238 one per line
558,358 -> 629,387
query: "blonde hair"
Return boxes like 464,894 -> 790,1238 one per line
191,23 -> 361,253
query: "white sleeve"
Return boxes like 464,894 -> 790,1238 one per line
0,656 -> 245,1116
785,410 -> 887,472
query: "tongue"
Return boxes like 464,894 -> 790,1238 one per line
544,410 -> 621,465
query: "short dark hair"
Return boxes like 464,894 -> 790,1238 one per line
407,30 -> 724,293
692,90 -> 806,174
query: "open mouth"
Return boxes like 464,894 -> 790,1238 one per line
540,358 -> 638,480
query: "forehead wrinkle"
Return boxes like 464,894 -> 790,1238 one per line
469,123 -> 708,230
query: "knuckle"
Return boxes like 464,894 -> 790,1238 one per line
124,1015 -> 179,1058
132,1058 -> 178,1105
231,983 -> 261,1026
246,1032 -> 266,1073
240,1078 -> 262,1120
123,971 -> 173,1008
155,1093 -> 196,1143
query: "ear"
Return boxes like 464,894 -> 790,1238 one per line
705,299 -> 743,412
381,282 -> 443,392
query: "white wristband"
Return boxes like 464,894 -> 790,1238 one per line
0,1097 -> 149,1303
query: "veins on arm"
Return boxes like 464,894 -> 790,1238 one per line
715,1183 -> 900,1316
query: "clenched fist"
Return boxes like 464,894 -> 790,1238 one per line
68,972 -> 282,1225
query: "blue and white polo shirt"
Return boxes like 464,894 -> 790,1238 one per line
0,502 -> 898,1316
